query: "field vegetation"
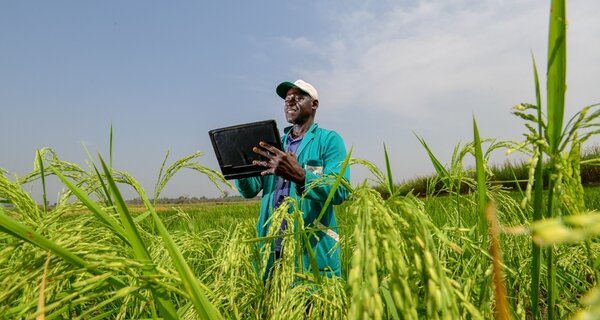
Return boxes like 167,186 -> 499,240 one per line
378,144 -> 600,199
2,0 -> 600,319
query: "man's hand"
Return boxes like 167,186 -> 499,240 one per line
252,141 -> 305,186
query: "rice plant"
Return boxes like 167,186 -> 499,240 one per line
0,132 -> 230,319
507,1 -> 600,318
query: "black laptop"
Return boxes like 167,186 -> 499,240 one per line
208,120 -> 283,180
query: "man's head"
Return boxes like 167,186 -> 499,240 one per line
276,80 -> 319,126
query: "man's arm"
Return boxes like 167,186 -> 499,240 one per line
235,177 -> 263,198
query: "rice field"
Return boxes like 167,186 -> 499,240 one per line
2,169 -> 600,319
2,0 -> 600,319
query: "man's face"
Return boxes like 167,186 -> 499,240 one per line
284,87 -> 316,125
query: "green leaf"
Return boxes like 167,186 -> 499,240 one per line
381,280 -> 401,320
109,123 -> 113,169
472,116 -> 488,233
383,143 -> 395,196
150,207 -> 223,319
314,147 -> 352,224
97,155 -> 179,319
546,0 -> 567,153
415,133 -> 452,191
36,150 -> 48,213
544,2 -> 566,318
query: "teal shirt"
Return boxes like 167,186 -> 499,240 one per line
235,123 -> 351,277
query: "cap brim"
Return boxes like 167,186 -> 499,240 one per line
276,81 -> 295,99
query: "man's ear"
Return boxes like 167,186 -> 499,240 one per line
312,99 -> 319,110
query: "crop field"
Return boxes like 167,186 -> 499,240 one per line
2,1 -> 600,319
3,174 -> 600,319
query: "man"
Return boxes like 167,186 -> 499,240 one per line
235,79 -> 350,278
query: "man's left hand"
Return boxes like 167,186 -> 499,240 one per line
252,141 -> 305,185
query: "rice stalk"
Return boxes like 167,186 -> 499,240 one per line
345,182 -> 483,319
97,156 -> 179,318
52,169 -> 128,244
153,150 -> 232,205
349,158 -> 391,192
21,148 -> 106,206
36,254 -> 51,320
149,201 -> 222,319
485,203 -> 511,320
0,207 -> 128,291
531,52 -> 546,320
202,222 -> 261,319
0,169 -> 41,225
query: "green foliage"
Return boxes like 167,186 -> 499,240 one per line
4,153 -> 600,318
384,144 -> 600,199
0,129 -> 230,318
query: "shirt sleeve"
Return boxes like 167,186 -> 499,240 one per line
235,176 -> 263,198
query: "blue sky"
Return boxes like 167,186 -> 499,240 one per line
2,1 -> 599,202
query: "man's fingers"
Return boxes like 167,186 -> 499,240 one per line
259,141 -> 283,155
260,168 -> 275,176
253,160 -> 269,167
258,141 -> 271,148
252,146 -> 270,158
254,143 -> 284,160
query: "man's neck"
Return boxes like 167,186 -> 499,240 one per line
291,121 -> 313,139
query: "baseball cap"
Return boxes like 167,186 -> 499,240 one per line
276,79 -> 319,100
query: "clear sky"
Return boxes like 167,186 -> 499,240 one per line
2,1 -> 599,202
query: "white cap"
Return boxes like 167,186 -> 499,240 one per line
276,79 -> 319,100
